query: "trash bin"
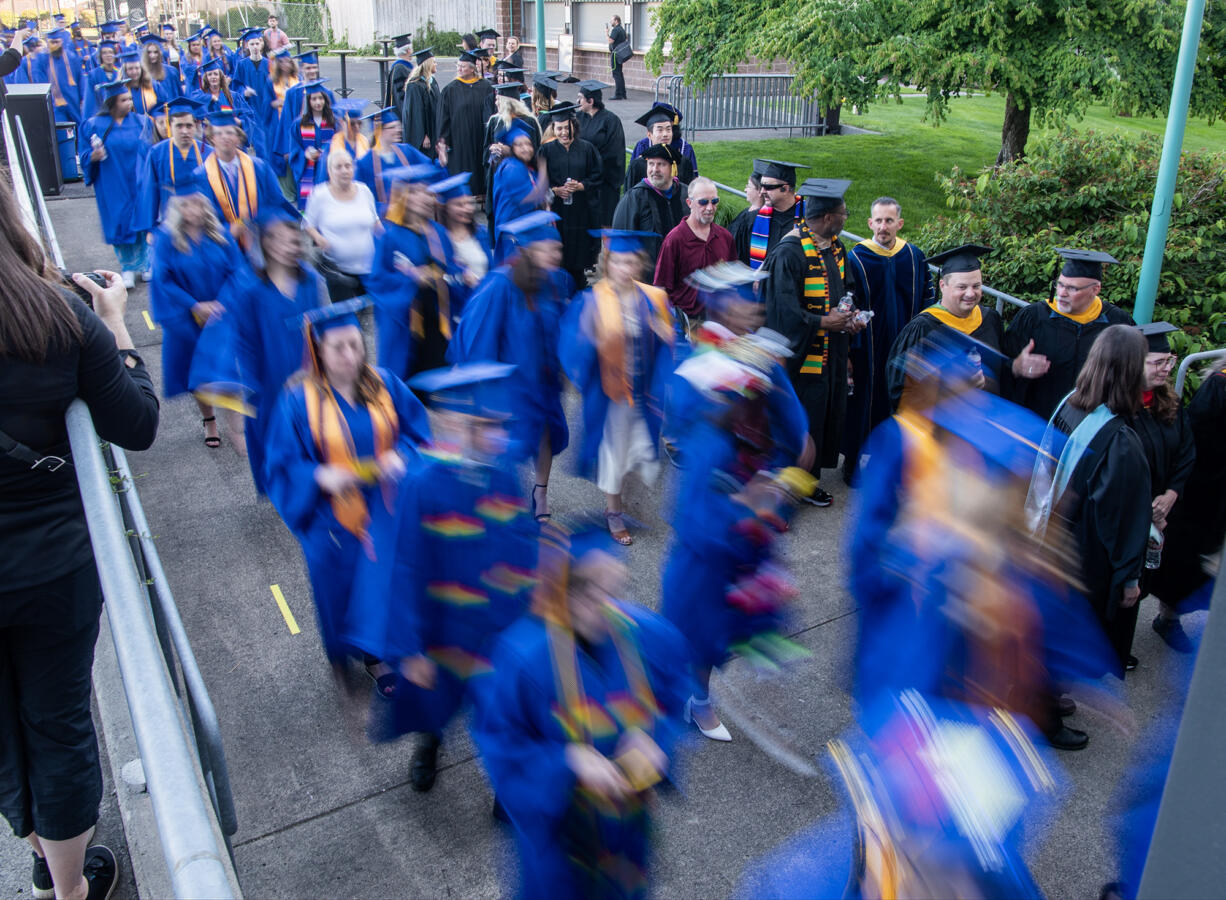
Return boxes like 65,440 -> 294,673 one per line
56,122 -> 80,182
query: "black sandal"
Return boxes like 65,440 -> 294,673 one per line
202,416 -> 221,449
531,483 -> 551,522
364,661 -> 397,699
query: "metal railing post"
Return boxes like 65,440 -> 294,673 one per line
1174,348 -> 1226,396
66,401 -> 235,900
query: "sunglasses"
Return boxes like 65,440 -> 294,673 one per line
694,197 -> 720,207
760,182 -> 787,191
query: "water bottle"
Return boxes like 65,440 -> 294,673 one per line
562,191 -> 573,206
1145,526 -> 1164,570
837,293 -> 854,315
854,309 -> 874,327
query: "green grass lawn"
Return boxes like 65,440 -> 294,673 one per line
695,94 -> 1226,233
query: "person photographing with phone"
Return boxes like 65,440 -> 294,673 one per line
606,16 -> 628,101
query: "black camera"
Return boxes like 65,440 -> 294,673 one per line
61,269 -> 107,309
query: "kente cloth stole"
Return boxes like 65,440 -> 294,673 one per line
749,204 -> 773,270
205,152 -> 259,225
799,224 -> 844,376
408,226 -> 453,341
921,303 -> 982,335
592,280 -> 674,406
302,374 -> 397,554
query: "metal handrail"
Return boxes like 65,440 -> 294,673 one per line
1175,348 -> 1226,396
66,403 -> 236,900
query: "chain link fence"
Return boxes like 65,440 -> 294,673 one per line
205,2 -> 330,44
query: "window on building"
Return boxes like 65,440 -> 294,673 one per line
521,0 -> 567,45
572,2 -> 625,49
632,1 -> 660,52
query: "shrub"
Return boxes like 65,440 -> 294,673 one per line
416,19 -> 463,58
916,129 -> 1226,390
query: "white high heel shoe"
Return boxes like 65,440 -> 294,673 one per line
685,696 -> 731,742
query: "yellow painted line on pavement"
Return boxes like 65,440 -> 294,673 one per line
270,584 -> 300,635
142,310 -> 156,331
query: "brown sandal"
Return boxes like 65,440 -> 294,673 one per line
605,511 -> 632,546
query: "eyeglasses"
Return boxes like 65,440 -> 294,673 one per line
1147,355 -> 1176,370
760,182 -> 787,192
1055,280 -> 1097,294
694,197 -> 720,207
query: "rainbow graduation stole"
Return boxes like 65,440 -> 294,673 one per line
798,221 -> 845,376
749,204 -> 773,270
299,121 -> 335,202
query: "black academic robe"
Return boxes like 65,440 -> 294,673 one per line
438,77 -> 495,193
732,202 -> 802,266
540,137 -> 602,288
884,305 -> 1005,409
1051,401 -> 1151,671
386,58 -> 412,110
762,234 -> 858,470
1002,299 -> 1134,419
401,77 -> 440,157
611,180 -> 688,264
623,153 -> 694,193
578,106 -> 625,227
1149,369 -> 1226,607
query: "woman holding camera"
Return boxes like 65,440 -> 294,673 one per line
0,174 -> 159,900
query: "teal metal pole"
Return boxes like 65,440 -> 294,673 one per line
536,0 -> 546,71
1133,0 -> 1208,325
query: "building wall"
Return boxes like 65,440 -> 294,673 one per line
327,0 -> 497,48
499,0 -> 790,92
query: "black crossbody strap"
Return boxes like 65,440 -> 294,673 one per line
0,426 -> 72,472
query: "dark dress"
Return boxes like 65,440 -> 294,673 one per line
401,77 -> 440,157
884,305 -> 1005,409
611,179 -> 688,265
577,106 -> 626,227
1050,400 -> 1152,671
0,296 -> 159,841
762,234 -> 859,471
540,137 -> 603,288
1002,299 -> 1135,419
438,77 -> 495,194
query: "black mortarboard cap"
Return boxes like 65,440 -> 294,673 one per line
754,159 -> 810,186
532,72 -> 560,94
495,81 -> 526,97
927,244 -> 993,277
640,142 -> 678,163
797,178 -> 851,216
576,79 -> 612,95
540,101 -> 578,123
1139,321 -> 1178,353
492,58 -> 521,71
458,49 -> 481,64
476,28 -> 500,41
635,102 -> 681,128
414,47 -> 434,63
392,33 -> 412,48
1056,247 -> 1117,280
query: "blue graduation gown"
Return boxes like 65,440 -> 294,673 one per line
190,88 -> 266,156
349,449 -> 536,736
352,144 -> 432,212
225,265 -> 328,494
475,606 -> 690,900
490,157 -> 541,261
139,138 -> 211,227
844,239 -> 933,457
127,81 -> 175,117
82,65 -> 120,118
233,56 -> 270,108
30,52 -> 84,124
559,284 -> 676,481
148,227 -> 245,396
366,220 -> 457,380
287,116 -> 335,209
274,82 -> 336,165
191,152 -> 293,236
265,369 -> 430,662
78,112 -> 154,245
6,53 -> 38,86
449,266 -> 573,460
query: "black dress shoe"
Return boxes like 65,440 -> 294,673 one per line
803,487 -> 833,507
1058,696 -> 1077,717
1125,655 -> 1138,672
491,795 -> 511,823
1153,615 -> 1195,653
410,733 -> 440,792
1044,725 -> 1089,751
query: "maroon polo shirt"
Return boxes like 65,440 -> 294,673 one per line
653,217 -> 736,316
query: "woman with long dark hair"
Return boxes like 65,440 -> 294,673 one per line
450,211 -> 572,521
140,35 -> 181,101
78,80 -> 155,288
149,187 -> 247,447
191,57 -> 262,153
490,121 -> 548,261
289,84 -> 337,210
1028,324 -> 1152,677
118,45 -> 169,117
264,300 -> 429,687
0,172 -> 158,900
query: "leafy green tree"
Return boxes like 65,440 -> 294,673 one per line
646,0 -> 1226,163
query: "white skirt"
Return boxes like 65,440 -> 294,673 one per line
596,401 -> 660,496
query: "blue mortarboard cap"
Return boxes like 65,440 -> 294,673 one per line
332,98 -> 368,118
299,298 -> 370,335
687,260 -> 769,310
271,46 -> 292,58
238,27 -> 263,42
294,50 -> 319,64
302,79 -> 329,95
24,19 -> 36,29
139,33 -> 165,46
383,163 -> 444,186
359,105 -> 398,126
162,23 -> 175,31
930,389 -> 1052,480
256,204 -> 300,228
53,13 -> 65,21
503,120 -> 534,145
198,56 -> 225,73
428,172 -> 472,203
205,109 -> 241,127
498,210 -> 561,245
70,20 -> 83,28
23,36 -> 41,48
408,363 -> 517,417
98,40 -> 118,50
46,27 -> 70,41
155,96 -> 201,115
135,22 -> 149,33
589,229 -> 659,254
98,81 -> 130,101
185,29 -> 205,42
117,46 -> 142,63
99,22 -> 119,34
